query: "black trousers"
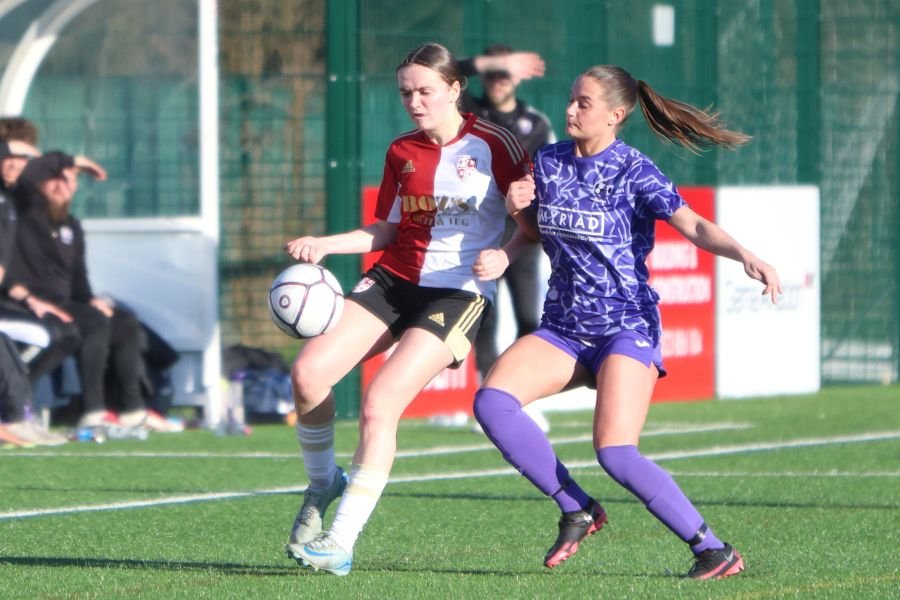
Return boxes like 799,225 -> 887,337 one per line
474,240 -> 544,379
0,300 -> 80,383
0,332 -> 30,422
0,301 -> 145,415
60,303 -> 145,414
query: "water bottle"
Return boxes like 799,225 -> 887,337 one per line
72,426 -> 107,444
105,425 -> 149,441
215,378 -> 250,436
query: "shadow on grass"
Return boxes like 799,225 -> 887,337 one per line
5,485 -> 226,495
1,555 -> 701,579
0,555 -> 302,577
343,559 -> 715,579
382,490 -> 900,511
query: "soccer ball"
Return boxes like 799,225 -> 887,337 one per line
268,264 -> 344,338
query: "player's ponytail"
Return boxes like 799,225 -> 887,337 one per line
582,65 -> 750,152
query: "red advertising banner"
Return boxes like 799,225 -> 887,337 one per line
359,186 -> 479,418
359,185 -> 715,416
649,187 -> 716,401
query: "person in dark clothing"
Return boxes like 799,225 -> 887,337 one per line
0,165 -> 68,444
1,139 -> 37,191
0,140 -> 71,445
459,45 -> 556,432
3,151 -> 174,431
460,45 -> 556,159
0,332 -> 34,446
1,140 -> 82,390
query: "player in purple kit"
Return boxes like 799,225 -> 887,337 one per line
472,65 -> 781,579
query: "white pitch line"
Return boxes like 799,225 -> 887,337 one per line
0,422 -> 752,461
394,423 -> 751,459
0,492 -> 256,520
562,430 -> 900,471
0,429 -> 897,521
667,470 -> 900,478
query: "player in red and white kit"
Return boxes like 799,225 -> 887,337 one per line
283,43 -> 531,576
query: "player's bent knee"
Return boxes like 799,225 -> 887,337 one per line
291,357 -> 334,407
360,382 -> 408,420
473,387 -> 520,428
357,400 -> 400,437
596,445 -> 640,485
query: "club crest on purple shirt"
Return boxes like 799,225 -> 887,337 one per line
591,181 -> 615,205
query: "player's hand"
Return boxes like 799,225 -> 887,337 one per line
506,173 -> 535,215
503,52 -> 546,83
472,248 -> 510,281
744,257 -> 782,304
26,297 -> 73,323
285,236 -> 328,264
90,297 -> 114,317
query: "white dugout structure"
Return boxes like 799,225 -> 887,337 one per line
0,0 -> 224,423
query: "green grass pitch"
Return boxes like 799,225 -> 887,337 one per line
1,385 -> 898,599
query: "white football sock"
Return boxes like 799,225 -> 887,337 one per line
328,464 -> 389,553
296,419 -> 336,489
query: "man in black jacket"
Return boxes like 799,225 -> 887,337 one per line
4,152 -> 173,431
1,179 -> 66,445
0,140 -> 73,445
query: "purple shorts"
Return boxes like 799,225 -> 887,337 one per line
532,327 -> 667,378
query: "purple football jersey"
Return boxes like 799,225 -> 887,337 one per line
535,139 -> 685,340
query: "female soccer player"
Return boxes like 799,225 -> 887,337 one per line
473,65 -> 781,579
283,43 -> 531,576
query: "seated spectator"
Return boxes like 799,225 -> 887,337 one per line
4,151 -> 178,432
0,332 -> 67,446
1,136 -> 83,380
1,138 -> 39,191
0,142 -> 69,446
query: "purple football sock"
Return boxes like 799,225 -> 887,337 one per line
597,445 -> 724,555
474,387 -> 591,513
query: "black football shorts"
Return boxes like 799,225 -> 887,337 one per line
347,265 -> 490,367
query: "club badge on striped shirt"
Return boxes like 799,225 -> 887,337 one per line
456,155 -> 477,181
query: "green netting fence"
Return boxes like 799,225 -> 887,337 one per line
7,0 -> 897,417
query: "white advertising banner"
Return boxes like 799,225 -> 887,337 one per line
715,186 -> 821,398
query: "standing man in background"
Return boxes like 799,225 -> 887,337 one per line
460,45 -> 556,432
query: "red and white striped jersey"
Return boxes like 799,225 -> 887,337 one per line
374,113 -> 531,300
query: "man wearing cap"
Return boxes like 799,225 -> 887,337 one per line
3,151 -> 174,431
0,138 -> 75,445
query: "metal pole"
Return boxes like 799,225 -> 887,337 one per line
326,0 -> 361,418
199,0 -> 222,425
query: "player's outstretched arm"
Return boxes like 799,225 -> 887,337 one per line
285,220 -> 398,264
668,205 -> 781,303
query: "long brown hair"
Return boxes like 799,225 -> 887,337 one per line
396,43 -> 468,93
581,65 -> 750,152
